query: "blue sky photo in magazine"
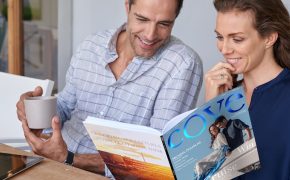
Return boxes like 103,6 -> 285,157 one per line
162,87 -> 260,180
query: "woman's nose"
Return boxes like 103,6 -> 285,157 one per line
219,41 -> 234,55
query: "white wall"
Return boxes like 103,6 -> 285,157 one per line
59,0 -> 290,105
72,0 -> 125,50
58,0 -> 72,91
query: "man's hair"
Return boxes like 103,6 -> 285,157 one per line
214,115 -> 227,124
214,0 -> 290,69
128,0 -> 184,18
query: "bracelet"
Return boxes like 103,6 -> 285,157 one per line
64,150 -> 74,166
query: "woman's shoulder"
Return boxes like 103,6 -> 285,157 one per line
217,132 -> 226,139
275,68 -> 290,90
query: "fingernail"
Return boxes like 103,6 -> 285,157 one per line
53,116 -> 59,123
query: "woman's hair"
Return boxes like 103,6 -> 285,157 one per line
209,124 -> 220,148
214,0 -> 290,68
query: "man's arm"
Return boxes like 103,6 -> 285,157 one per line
73,153 -> 105,174
233,119 -> 253,141
245,127 -> 253,141
56,55 -> 79,124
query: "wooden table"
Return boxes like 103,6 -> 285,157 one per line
0,144 -> 108,180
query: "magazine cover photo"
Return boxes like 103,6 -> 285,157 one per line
163,87 -> 260,180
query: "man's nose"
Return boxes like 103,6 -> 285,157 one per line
145,23 -> 157,41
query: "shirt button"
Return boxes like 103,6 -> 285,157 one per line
100,111 -> 104,116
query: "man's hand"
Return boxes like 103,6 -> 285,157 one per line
16,86 -> 44,136
245,128 -> 253,141
22,116 -> 68,163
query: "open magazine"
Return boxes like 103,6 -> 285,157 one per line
83,87 -> 260,180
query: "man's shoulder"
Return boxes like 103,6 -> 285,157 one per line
72,28 -> 117,61
81,29 -> 116,46
231,119 -> 249,128
160,36 -> 203,69
166,36 -> 199,57
231,119 -> 243,123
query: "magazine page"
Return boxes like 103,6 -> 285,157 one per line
162,87 -> 260,180
162,109 -> 196,134
83,117 -> 175,180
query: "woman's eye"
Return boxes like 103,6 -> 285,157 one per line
233,38 -> 244,43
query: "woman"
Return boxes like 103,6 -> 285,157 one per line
195,124 -> 229,179
205,0 -> 290,179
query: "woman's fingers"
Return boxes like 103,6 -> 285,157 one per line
205,62 -> 236,101
209,61 -> 235,72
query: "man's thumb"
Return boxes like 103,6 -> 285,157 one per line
51,116 -> 62,139
32,86 -> 43,97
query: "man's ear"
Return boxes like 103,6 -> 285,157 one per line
265,32 -> 278,49
125,0 -> 130,16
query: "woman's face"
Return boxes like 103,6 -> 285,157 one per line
215,10 -> 268,74
209,125 -> 219,136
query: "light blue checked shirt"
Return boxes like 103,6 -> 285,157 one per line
57,24 -> 203,176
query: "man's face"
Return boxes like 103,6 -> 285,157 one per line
125,0 -> 177,58
216,121 -> 226,128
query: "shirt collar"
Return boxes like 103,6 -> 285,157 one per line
107,24 -> 126,55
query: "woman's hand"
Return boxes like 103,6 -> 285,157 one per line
205,62 -> 235,101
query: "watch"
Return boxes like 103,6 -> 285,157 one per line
64,150 -> 74,165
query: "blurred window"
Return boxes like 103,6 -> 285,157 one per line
0,0 -> 58,90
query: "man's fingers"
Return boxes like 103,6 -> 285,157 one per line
22,119 -> 43,151
16,109 -> 26,122
17,86 -> 43,122
32,86 -> 43,97
18,91 -> 36,121
19,86 -> 43,102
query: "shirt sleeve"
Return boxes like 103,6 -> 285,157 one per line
217,133 -> 228,146
57,54 -> 79,124
233,119 -> 249,130
149,53 -> 203,131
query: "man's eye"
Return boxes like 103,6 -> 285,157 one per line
159,23 -> 170,27
137,18 -> 147,22
216,35 -> 223,41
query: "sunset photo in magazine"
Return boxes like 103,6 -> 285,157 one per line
84,87 -> 260,180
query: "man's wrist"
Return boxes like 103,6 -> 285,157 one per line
63,150 -> 74,165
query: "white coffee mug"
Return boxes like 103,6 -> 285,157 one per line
24,96 -> 57,129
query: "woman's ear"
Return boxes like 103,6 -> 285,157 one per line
265,32 -> 278,49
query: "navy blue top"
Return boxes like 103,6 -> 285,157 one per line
222,119 -> 249,151
239,68 -> 290,180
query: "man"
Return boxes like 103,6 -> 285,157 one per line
16,0 -> 203,177
214,116 -> 252,151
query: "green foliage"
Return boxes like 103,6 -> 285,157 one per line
1,1 -> 33,21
